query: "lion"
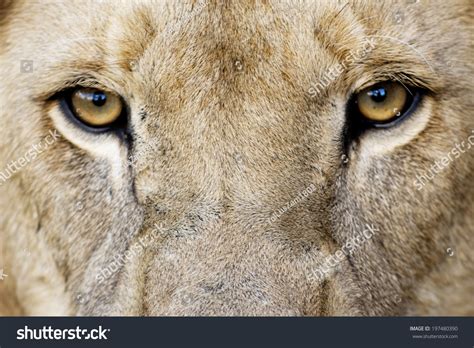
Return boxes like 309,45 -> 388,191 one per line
0,0 -> 472,316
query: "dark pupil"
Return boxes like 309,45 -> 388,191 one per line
367,87 -> 387,103
92,91 -> 107,107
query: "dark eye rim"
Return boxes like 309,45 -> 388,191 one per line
342,82 -> 424,154
59,88 -> 129,134
349,83 -> 422,129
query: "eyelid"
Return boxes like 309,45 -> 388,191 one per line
35,75 -> 114,103
353,72 -> 437,97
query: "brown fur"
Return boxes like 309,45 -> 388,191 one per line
0,0 -> 473,315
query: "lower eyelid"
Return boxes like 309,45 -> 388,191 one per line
354,96 -> 433,158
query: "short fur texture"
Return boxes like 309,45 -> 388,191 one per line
0,0 -> 473,315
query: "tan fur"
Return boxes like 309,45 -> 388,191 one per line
0,0 -> 473,316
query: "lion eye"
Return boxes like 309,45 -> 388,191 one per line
68,88 -> 124,128
353,81 -> 417,126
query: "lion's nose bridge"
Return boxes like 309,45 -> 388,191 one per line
131,73 -> 334,315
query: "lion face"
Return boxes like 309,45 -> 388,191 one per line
0,0 -> 473,315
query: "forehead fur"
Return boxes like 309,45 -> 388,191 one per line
7,1 -> 468,86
